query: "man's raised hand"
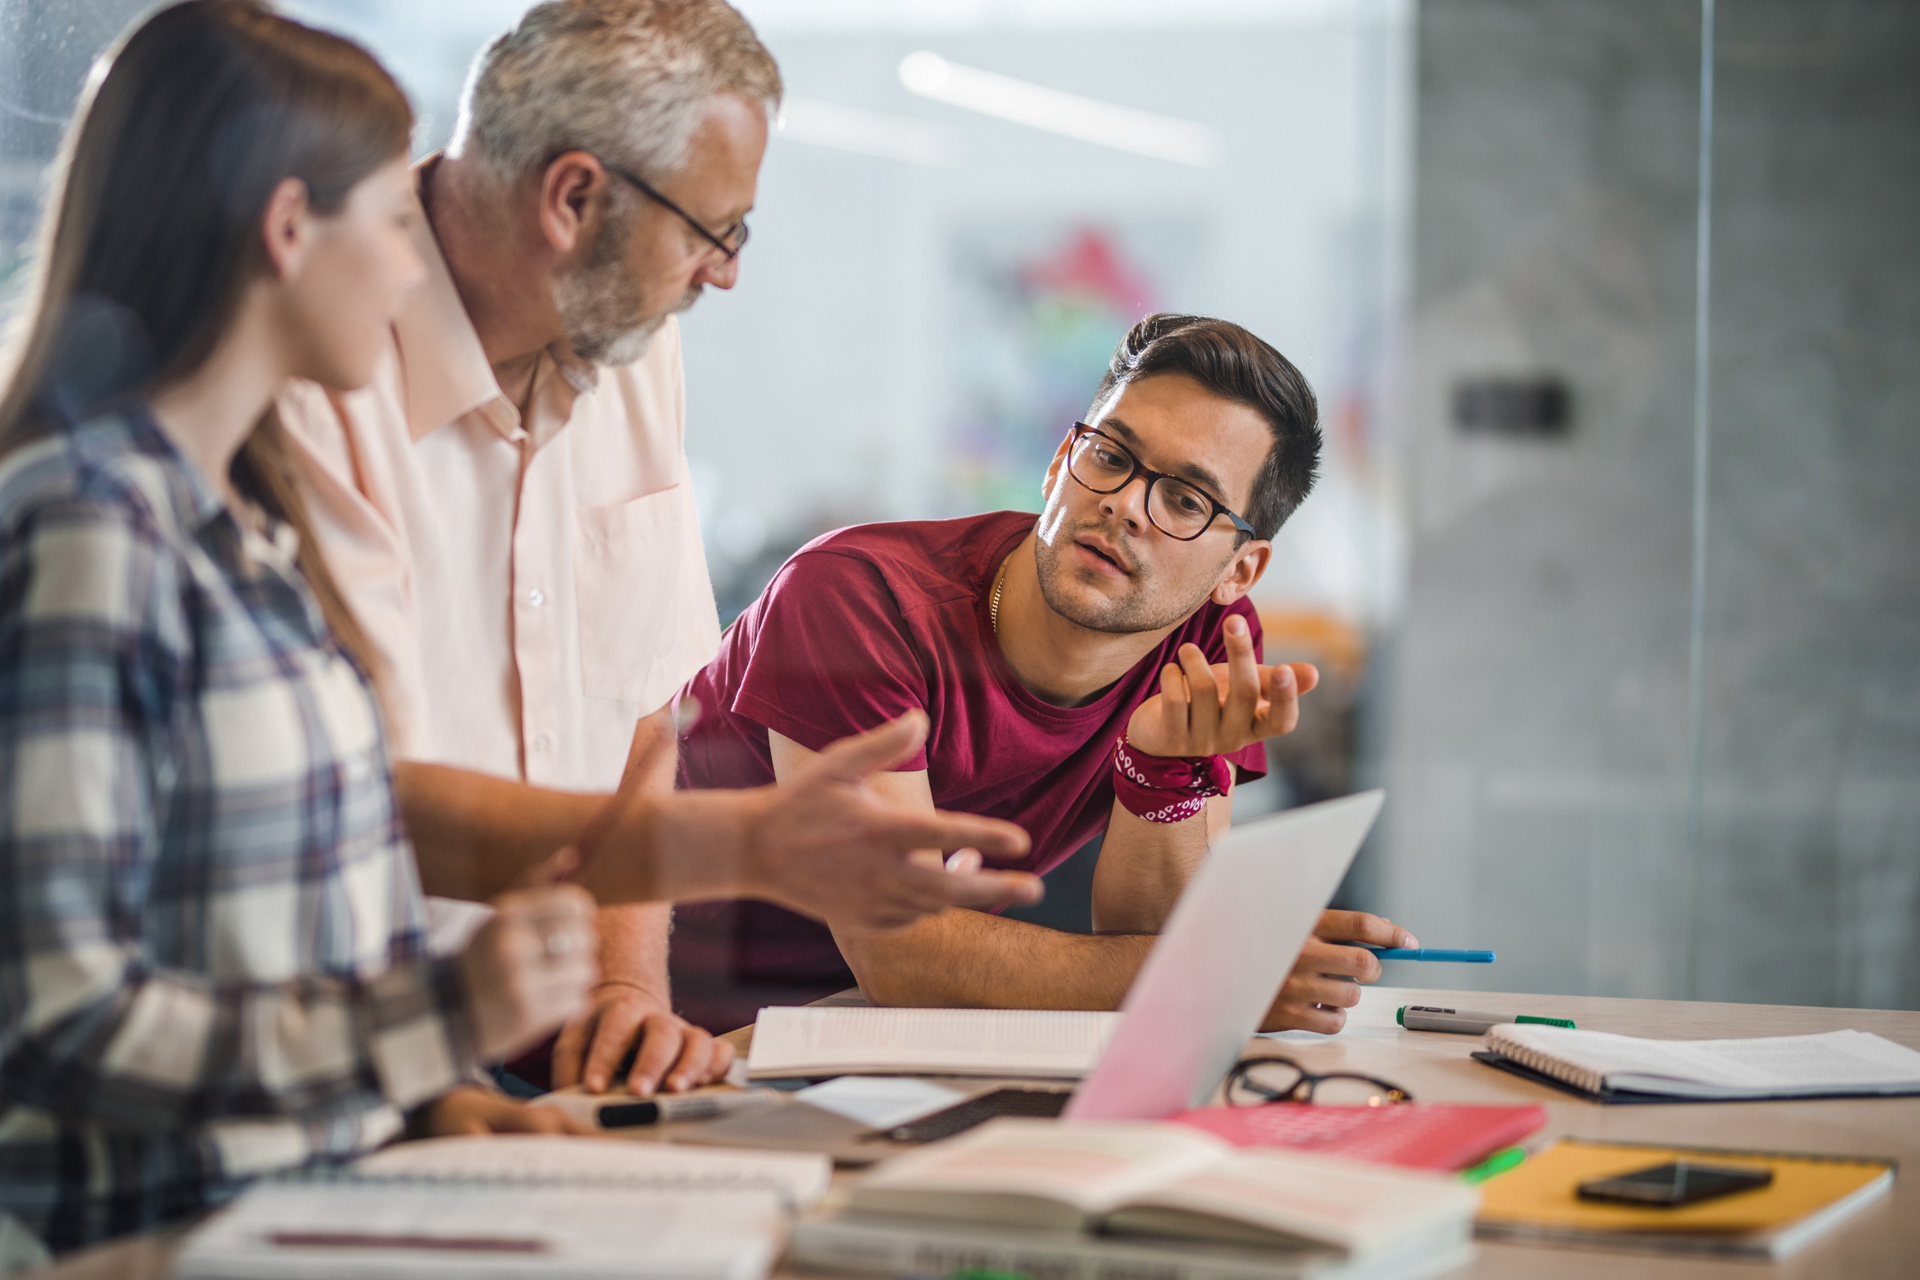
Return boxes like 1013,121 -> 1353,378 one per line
1125,612 -> 1318,759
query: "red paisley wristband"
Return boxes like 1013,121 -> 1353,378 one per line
1112,736 -> 1233,824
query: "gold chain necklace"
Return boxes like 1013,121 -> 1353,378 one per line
990,559 -> 1009,635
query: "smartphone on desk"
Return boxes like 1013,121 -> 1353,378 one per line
1577,1161 -> 1774,1208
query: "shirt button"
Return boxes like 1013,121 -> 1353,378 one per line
532,733 -> 553,752
527,588 -> 545,608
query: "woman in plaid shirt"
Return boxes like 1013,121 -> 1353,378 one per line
0,2 -> 602,1257
0,0 -> 1047,1261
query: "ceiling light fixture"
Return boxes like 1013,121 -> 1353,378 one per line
897,51 -> 1222,168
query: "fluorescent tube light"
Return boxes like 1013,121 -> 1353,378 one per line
778,96 -> 963,167
897,51 -> 1222,167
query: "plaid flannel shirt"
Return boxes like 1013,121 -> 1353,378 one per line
0,411 -> 478,1253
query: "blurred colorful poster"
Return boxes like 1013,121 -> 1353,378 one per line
946,220 -> 1199,514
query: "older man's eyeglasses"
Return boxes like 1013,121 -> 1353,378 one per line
1065,423 -> 1256,542
1225,1055 -> 1414,1107
592,154 -> 749,262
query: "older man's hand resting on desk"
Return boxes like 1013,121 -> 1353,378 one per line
1262,910 -> 1418,1034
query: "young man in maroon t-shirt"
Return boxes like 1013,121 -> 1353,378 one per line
670,314 -> 1418,1033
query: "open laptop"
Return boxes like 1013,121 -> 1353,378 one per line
677,788 -> 1384,1161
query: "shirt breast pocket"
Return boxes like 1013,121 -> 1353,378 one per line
573,484 -> 711,707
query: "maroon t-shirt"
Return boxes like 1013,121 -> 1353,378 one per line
669,511 -> 1266,1031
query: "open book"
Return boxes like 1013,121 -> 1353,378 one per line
790,1208 -> 1474,1280
748,1005 -> 1123,1078
843,1119 -> 1477,1258
174,1137 -> 831,1280
1476,1025 -> 1920,1102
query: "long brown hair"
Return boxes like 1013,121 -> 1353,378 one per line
0,0 -> 412,671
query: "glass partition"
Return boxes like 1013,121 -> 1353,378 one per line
1692,0 -> 1920,1007
1377,0 -> 1918,1008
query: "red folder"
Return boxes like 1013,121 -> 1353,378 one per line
1168,1102 -> 1548,1171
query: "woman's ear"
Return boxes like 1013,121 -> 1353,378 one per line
1211,538 -> 1272,607
259,176 -> 314,281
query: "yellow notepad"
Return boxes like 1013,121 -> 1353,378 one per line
1474,1139 -> 1895,1259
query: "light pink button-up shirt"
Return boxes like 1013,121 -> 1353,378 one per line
278,190 -> 721,931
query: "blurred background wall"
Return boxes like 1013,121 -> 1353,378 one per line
1,0 -> 1913,1008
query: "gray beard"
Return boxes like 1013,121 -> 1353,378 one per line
551,221 -> 700,366
1031,525 -> 1220,635
572,306 -> 670,366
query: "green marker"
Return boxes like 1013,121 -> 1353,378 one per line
1460,1146 -> 1529,1185
1397,1005 -> 1576,1034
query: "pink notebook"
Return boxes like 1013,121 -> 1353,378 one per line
1168,1103 -> 1547,1171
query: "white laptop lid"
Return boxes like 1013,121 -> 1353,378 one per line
1063,788 -> 1385,1122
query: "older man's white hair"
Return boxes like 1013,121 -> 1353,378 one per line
451,0 -> 781,186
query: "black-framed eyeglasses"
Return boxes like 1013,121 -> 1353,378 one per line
572,152 -> 749,262
1066,423 -> 1256,542
1224,1055 -> 1414,1107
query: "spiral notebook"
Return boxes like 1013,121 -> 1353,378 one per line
1474,1025 -> 1920,1103
174,1136 -> 831,1280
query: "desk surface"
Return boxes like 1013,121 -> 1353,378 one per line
34,985 -> 1920,1279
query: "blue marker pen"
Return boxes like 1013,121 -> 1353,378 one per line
1362,947 -> 1496,963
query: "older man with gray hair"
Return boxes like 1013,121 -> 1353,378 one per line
278,0 -> 1039,1123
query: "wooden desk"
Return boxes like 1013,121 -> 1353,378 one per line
30,985 -> 1920,1279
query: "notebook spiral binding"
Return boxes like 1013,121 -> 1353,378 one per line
1486,1037 -> 1603,1094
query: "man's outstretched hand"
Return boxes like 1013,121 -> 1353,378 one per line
572,712 -> 1040,930
734,713 -> 1041,928
1126,613 -> 1318,760
1260,910 -> 1417,1035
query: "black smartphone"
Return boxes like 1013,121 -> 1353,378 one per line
870,1086 -> 1072,1144
1577,1161 -> 1774,1208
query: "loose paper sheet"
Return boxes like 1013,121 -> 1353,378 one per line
795,1076 -> 966,1129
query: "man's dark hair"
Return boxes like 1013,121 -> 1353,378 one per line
1090,313 -> 1320,542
